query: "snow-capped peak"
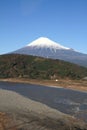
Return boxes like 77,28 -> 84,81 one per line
27,37 -> 70,50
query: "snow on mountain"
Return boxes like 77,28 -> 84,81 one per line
27,37 -> 70,51
12,37 -> 87,67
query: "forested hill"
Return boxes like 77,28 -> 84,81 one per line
0,54 -> 87,79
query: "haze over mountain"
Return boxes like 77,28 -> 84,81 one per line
12,37 -> 87,67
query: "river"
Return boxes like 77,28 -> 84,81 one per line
0,81 -> 87,122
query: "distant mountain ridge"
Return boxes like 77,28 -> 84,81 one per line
12,37 -> 87,67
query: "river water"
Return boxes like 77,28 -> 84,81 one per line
0,81 -> 87,122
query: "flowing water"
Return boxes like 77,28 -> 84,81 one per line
0,81 -> 87,122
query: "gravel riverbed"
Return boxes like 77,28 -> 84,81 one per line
0,89 -> 87,130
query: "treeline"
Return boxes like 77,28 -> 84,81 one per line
0,54 -> 87,80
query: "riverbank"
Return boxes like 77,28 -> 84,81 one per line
0,78 -> 87,92
0,89 -> 87,130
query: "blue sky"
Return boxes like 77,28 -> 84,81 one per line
0,0 -> 87,54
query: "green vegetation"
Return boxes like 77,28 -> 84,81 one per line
0,54 -> 87,80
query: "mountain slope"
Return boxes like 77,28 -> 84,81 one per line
0,54 -> 87,79
12,37 -> 87,67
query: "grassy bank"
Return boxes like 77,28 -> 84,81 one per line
0,78 -> 87,92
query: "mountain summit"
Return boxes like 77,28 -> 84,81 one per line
12,37 -> 87,67
27,37 -> 70,50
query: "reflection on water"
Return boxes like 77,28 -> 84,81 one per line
0,81 -> 87,122
54,98 -> 80,105
54,97 -> 87,121
80,104 -> 87,110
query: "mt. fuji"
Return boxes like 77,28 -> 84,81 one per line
27,37 -> 70,50
12,37 -> 87,67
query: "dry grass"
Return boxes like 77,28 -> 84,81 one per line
0,112 -> 18,130
0,112 -> 87,130
0,78 -> 87,92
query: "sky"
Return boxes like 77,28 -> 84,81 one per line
0,0 -> 87,54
